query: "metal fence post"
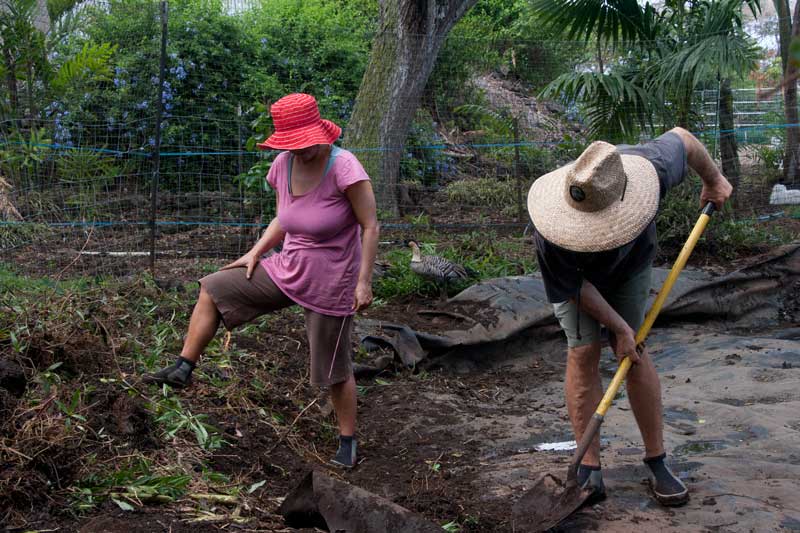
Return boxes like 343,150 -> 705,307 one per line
150,0 -> 168,275
514,117 -> 522,222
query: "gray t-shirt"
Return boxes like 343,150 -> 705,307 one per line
534,131 -> 688,303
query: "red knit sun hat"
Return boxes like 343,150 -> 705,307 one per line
256,93 -> 341,150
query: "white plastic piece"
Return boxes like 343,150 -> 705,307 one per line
769,184 -> 800,205
534,440 -> 577,451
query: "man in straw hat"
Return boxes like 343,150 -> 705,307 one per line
527,127 -> 732,506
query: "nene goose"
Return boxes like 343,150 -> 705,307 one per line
406,240 -> 472,300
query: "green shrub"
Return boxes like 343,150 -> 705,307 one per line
656,175 -> 792,261
443,177 -> 520,217
374,232 -> 537,300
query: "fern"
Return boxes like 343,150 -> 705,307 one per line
51,41 -> 116,93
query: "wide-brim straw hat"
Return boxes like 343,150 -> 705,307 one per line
257,93 -> 341,150
527,140 -> 660,252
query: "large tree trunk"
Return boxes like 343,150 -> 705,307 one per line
343,0 -> 478,215
775,0 -> 800,183
718,78 -> 740,200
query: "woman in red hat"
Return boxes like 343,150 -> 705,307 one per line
144,93 -> 379,469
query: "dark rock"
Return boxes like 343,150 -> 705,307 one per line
0,359 -> 27,397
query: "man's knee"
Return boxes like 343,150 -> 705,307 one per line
568,342 -> 602,365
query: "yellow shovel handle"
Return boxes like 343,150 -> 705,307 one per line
594,202 -> 715,417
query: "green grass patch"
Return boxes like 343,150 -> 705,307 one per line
443,178 -> 519,218
375,231 -> 537,300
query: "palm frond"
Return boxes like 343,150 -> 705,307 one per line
51,41 -> 116,93
539,69 -> 657,138
650,0 -> 760,91
529,0 -> 650,46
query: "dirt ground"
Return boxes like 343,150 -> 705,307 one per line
3,296 -> 799,532
2,231 -> 800,532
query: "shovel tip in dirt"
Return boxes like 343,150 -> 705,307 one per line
511,473 -> 594,532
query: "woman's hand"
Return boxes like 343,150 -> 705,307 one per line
220,250 -> 259,279
353,281 -> 373,312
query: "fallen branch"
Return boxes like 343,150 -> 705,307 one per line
109,491 -> 174,504
55,226 -> 94,282
0,445 -> 33,461
183,511 -> 248,524
265,398 -> 318,455
189,493 -> 239,505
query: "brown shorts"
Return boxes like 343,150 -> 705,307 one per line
199,266 -> 353,387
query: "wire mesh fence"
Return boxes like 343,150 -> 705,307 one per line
1,0 -> 798,280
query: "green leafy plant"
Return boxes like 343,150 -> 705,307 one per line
51,42 -> 117,93
72,458 -> 191,511
656,176 -> 792,261
55,386 -> 92,429
151,393 -> 226,451
442,521 -> 462,532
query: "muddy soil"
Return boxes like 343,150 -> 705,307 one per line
3,241 -> 800,532
4,306 -> 797,533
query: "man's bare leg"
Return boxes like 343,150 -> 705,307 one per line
565,342 -> 603,467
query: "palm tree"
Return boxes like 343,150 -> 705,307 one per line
531,0 -> 761,170
0,0 -> 114,122
772,0 -> 800,182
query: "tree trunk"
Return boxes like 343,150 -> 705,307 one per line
596,39 -> 604,74
775,0 -> 800,183
343,0 -> 478,215
3,48 -> 17,118
718,78 -> 740,200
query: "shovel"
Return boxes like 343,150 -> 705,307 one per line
511,201 -> 716,532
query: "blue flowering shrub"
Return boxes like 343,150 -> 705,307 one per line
400,109 -> 456,187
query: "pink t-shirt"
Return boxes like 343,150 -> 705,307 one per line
260,147 -> 370,316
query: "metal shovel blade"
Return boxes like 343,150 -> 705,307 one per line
511,473 -> 594,532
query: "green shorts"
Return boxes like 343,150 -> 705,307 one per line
552,265 -> 652,348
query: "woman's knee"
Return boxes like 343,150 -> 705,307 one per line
197,286 -> 221,316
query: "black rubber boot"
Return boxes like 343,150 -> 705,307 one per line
577,464 -> 607,504
644,453 -> 689,506
330,436 -> 357,469
143,357 -> 195,389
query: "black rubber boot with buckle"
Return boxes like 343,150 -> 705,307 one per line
644,453 -> 689,506
143,357 -> 196,389
577,464 -> 607,505
330,435 -> 357,469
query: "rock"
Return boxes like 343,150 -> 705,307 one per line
725,354 -> 742,365
0,359 -> 27,397
702,496 -> 717,506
